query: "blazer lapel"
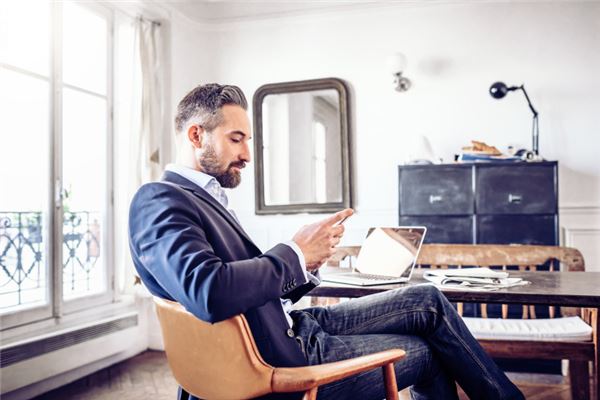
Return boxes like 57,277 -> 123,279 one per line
162,171 -> 257,247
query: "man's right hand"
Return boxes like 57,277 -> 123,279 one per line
292,208 -> 354,272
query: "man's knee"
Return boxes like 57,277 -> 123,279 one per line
405,284 -> 445,306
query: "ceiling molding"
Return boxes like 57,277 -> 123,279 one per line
102,0 -> 172,21
152,0 -> 599,30
151,1 -> 221,30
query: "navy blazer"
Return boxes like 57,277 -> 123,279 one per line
129,172 -> 315,399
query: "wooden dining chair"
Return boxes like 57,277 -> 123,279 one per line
417,244 -> 596,400
325,244 -> 598,400
153,297 -> 406,400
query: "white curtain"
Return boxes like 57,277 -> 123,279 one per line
114,16 -> 171,295
132,17 -> 167,186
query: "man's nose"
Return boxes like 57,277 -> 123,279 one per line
240,141 -> 251,162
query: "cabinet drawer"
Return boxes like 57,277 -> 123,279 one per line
476,165 -> 556,214
399,216 -> 473,244
399,166 -> 473,215
477,215 -> 557,245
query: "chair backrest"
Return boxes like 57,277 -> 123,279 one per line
328,244 -> 585,318
153,297 -> 274,399
416,244 -> 584,273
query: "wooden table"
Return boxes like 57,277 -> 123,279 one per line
313,268 -> 600,308
313,268 -> 600,399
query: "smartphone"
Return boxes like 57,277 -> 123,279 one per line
335,214 -> 351,226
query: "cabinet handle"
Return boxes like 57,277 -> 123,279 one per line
508,193 -> 522,204
429,194 -> 443,204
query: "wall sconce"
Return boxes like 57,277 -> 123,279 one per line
489,81 -> 540,156
387,52 -> 411,92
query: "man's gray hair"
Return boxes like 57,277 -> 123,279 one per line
174,83 -> 248,134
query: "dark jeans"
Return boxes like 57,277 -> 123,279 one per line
291,285 -> 524,400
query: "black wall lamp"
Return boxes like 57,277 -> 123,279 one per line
489,82 -> 539,156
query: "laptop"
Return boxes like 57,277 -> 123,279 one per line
322,226 -> 427,286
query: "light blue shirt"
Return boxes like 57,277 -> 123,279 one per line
165,164 -> 307,327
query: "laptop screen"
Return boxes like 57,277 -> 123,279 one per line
357,227 -> 427,278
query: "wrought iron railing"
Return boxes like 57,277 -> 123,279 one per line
62,211 -> 102,298
0,211 -> 101,311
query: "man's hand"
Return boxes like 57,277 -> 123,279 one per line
292,208 -> 354,272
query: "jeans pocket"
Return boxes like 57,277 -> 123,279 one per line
295,335 -> 308,362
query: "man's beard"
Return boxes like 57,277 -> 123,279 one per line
197,143 -> 244,188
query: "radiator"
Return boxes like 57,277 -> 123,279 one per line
1,311 -> 146,398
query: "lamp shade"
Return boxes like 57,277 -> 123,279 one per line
387,53 -> 407,75
489,81 -> 509,99
488,81 -> 540,156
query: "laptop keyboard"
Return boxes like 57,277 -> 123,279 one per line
352,273 -> 400,281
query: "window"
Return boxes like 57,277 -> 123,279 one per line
0,1 -> 114,328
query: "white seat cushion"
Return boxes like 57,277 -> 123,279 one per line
462,316 -> 593,342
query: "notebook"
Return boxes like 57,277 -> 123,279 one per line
322,226 -> 427,286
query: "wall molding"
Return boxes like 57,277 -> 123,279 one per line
564,227 -> 600,243
559,204 -> 600,216
559,204 -> 600,272
559,204 -> 600,230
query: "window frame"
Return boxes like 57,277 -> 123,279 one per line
0,1 -> 115,329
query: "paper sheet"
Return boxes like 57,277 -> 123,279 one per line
423,269 -> 530,291
425,267 -> 509,279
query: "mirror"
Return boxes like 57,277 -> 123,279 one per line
253,78 -> 352,214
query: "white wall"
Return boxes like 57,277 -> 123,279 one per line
170,16 -> 219,118
171,1 -> 600,270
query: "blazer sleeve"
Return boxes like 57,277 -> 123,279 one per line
129,182 -> 307,323
281,271 -> 321,304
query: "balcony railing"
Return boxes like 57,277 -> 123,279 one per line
0,211 -> 101,311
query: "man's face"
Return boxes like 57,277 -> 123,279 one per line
195,104 -> 251,188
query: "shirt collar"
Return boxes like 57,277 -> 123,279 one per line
165,164 -> 228,208
165,164 -> 215,189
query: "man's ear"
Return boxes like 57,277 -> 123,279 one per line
187,124 -> 205,149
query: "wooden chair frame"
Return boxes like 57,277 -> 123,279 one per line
326,244 -> 598,400
154,298 -> 405,400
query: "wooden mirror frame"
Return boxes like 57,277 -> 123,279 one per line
253,77 -> 353,214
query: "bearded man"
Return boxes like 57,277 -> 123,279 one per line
128,83 -> 524,400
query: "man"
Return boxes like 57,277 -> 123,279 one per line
129,83 -> 524,400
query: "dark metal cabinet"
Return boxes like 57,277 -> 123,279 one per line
400,162 -> 560,368
399,166 -> 473,215
477,215 -> 557,244
399,216 -> 473,243
398,162 -> 558,245
476,165 -> 557,215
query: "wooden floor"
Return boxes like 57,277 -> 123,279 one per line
33,351 -> 584,399
34,351 -> 179,400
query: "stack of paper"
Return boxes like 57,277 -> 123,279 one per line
423,268 -> 530,291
